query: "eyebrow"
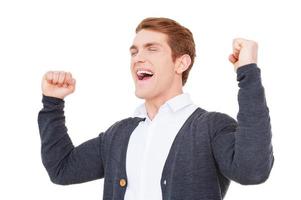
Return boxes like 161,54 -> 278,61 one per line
129,42 -> 162,51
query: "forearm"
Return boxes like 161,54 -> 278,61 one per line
38,95 -> 104,185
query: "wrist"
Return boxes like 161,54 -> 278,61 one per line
42,92 -> 65,100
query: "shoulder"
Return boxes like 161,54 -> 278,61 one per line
206,111 -> 236,125
192,108 -> 237,138
207,111 -> 238,138
191,108 -> 235,124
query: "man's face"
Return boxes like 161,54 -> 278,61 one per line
130,29 -> 177,101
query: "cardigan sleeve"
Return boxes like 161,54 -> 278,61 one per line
210,63 -> 274,185
38,95 -> 104,185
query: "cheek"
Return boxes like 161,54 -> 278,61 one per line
130,59 -> 134,68
130,60 -> 135,74
156,65 -> 175,84
160,58 -> 175,74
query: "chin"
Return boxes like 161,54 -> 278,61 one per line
135,90 -> 147,100
135,89 -> 154,100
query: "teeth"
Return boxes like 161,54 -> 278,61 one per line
137,70 -> 153,75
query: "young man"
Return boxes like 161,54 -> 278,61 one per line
38,17 -> 274,200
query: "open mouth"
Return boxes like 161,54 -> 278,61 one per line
137,70 -> 154,81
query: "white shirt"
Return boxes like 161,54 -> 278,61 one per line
124,93 -> 198,200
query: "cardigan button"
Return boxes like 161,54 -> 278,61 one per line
119,178 -> 127,187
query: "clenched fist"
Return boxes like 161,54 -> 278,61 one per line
229,38 -> 258,71
42,71 -> 76,99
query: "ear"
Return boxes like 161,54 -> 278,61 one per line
175,54 -> 191,74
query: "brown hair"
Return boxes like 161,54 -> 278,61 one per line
136,17 -> 196,86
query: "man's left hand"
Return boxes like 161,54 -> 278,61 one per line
229,38 -> 258,71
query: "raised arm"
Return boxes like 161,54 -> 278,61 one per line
38,71 -> 104,185
211,39 -> 274,185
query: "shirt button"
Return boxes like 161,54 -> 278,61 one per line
119,178 -> 127,187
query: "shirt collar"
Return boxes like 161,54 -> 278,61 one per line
133,93 -> 194,118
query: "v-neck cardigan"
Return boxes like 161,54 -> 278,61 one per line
38,63 -> 274,200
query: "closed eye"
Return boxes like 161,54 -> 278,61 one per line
130,50 -> 138,56
148,47 -> 158,51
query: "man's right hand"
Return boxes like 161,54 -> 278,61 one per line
42,71 -> 76,99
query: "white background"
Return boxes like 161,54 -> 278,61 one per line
0,0 -> 300,199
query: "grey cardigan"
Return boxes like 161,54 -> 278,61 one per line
38,63 -> 274,200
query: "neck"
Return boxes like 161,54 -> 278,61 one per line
145,88 -> 183,120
